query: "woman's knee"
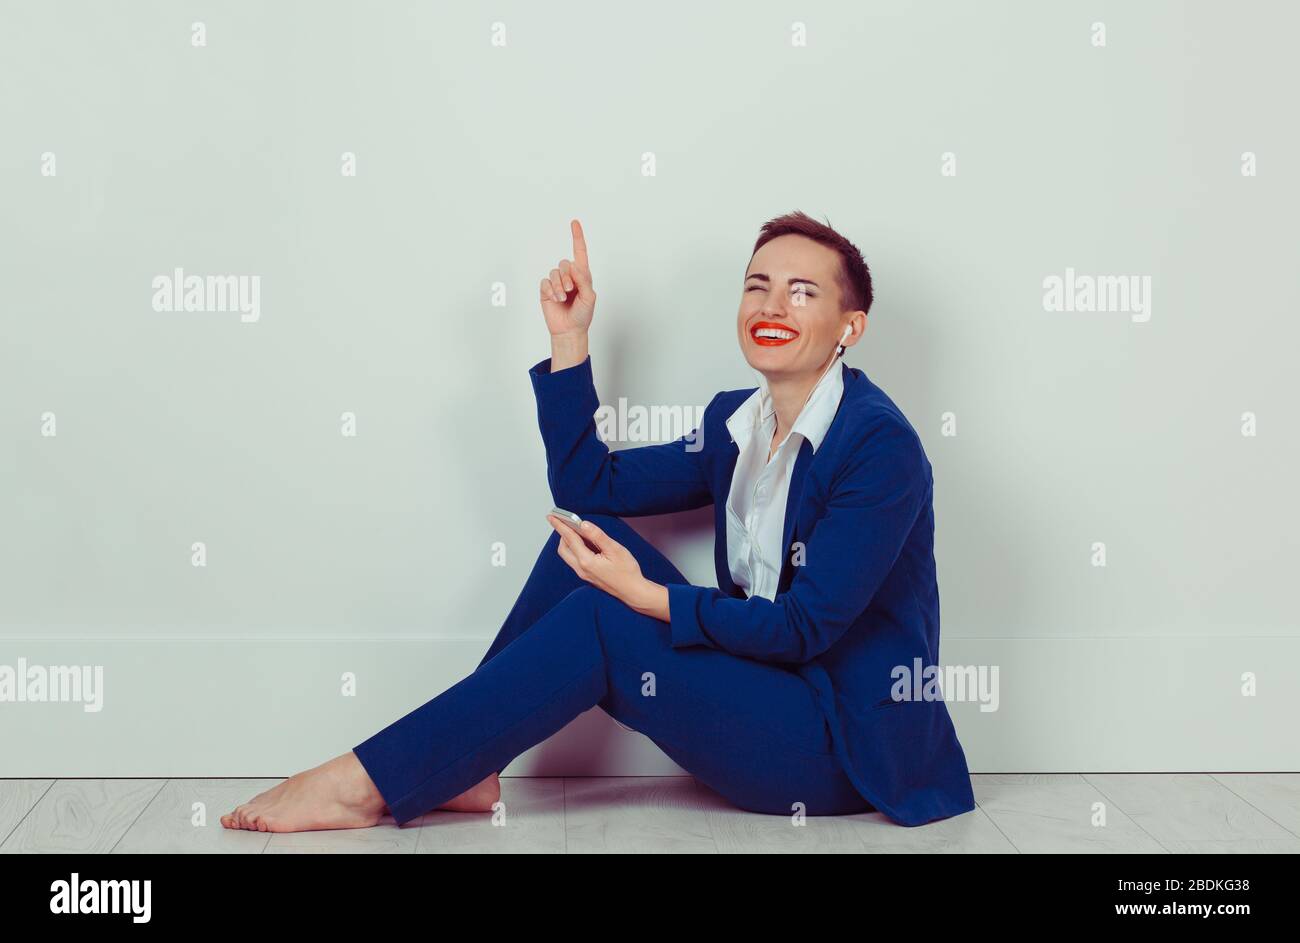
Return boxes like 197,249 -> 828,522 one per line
557,585 -> 668,670
556,583 -> 605,614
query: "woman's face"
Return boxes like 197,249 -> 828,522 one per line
737,234 -> 854,381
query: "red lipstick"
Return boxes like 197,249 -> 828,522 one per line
749,321 -> 800,347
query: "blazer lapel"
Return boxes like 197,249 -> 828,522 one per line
777,363 -> 862,591
779,438 -> 813,578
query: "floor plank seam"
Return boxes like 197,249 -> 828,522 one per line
108,779 -> 168,854
971,800 -> 1021,853
1208,772 -> 1300,842
1079,773 -> 1170,853
0,780 -> 56,853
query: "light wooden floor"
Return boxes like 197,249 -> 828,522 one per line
2,774 -> 1298,853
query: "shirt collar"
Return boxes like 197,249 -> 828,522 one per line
726,358 -> 846,454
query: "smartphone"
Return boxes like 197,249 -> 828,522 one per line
548,506 -> 598,550
549,506 -> 583,530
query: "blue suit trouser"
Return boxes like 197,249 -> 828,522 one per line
352,513 -> 873,826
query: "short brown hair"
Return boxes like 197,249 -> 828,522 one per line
750,210 -> 873,316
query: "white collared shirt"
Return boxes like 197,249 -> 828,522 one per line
724,358 -> 846,600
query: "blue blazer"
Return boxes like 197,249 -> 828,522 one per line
529,354 -> 976,826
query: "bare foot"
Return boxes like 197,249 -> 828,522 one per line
221,752 -> 386,833
437,772 -> 501,812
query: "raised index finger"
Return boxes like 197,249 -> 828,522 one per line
570,219 -> 590,275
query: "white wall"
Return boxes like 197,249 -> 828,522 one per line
2,0 -> 1296,777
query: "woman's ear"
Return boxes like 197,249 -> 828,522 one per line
842,311 -> 867,347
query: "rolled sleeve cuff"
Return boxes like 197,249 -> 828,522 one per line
667,582 -> 714,649
528,353 -> 592,390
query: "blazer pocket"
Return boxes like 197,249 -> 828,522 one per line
873,695 -> 907,710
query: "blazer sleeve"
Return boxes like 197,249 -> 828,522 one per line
665,415 -> 930,664
529,353 -> 717,517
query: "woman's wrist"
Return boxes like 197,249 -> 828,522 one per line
550,331 -> 589,372
627,579 -> 671,623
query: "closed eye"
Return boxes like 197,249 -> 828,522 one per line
746,285 -> 816,297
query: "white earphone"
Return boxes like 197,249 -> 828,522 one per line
800,323 -> 854,407
835,323 -> 852,356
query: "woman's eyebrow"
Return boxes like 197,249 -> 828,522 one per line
744,273 -> 821,288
